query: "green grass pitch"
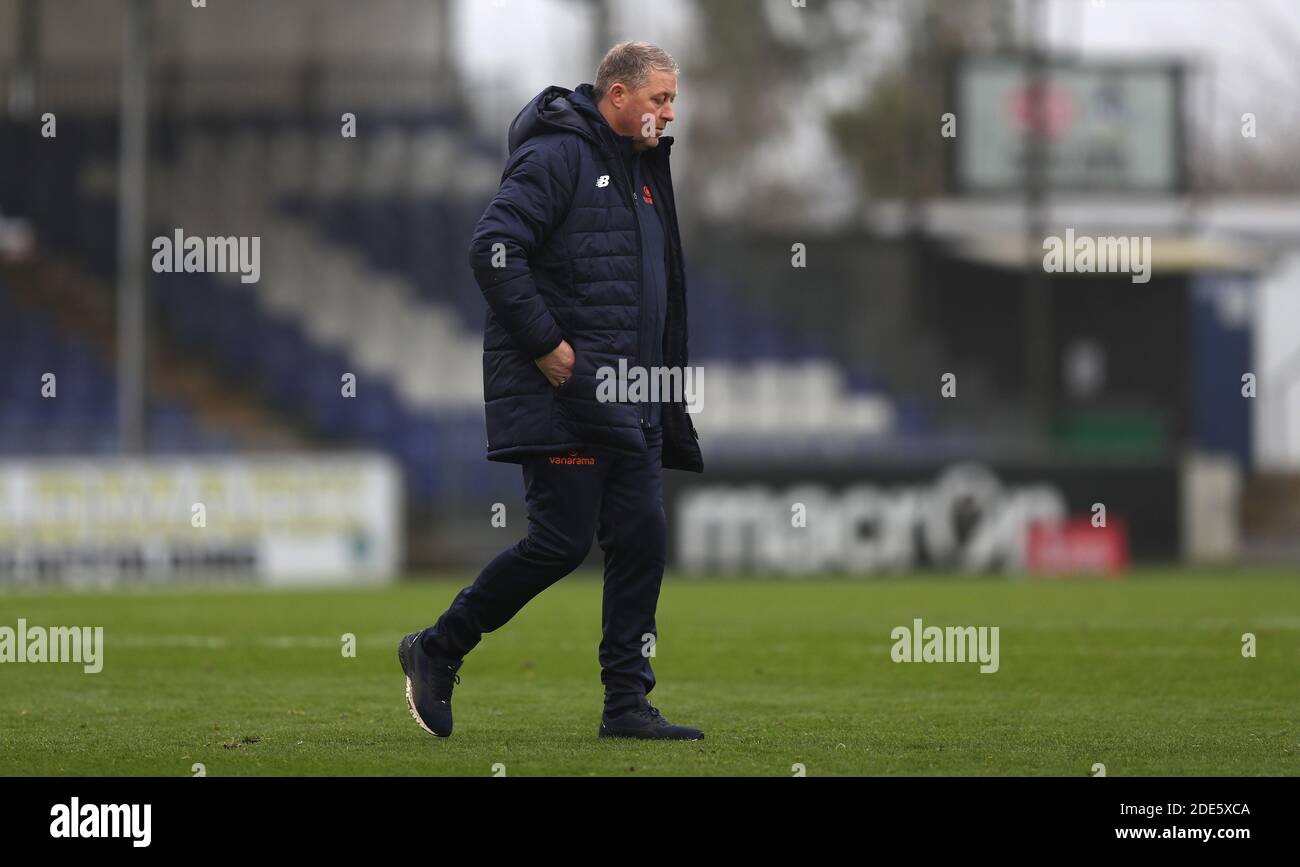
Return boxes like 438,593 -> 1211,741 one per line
1,570 -> 1297,776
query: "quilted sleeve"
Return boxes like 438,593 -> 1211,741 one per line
468,139 -> 577,360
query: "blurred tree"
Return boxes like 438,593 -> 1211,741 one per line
826,0 -> 1016,201
681,0 -> 873,228
1194,0 -> 1300,193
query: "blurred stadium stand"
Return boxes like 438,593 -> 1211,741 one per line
0,79 -> 927,505
3,0 -> 1300,574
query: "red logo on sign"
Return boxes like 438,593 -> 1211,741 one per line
1008,83 -> 1077,139
1026,517 -> 1128,577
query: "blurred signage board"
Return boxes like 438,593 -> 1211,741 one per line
0,454 -> 401,587
1026,517 -> 1129,577
666,461 -> 1178,575
953,57 -> 1185,193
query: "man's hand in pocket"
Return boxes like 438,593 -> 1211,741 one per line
535,339 -> 575,387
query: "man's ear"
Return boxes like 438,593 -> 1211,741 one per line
608,82 -> 626,108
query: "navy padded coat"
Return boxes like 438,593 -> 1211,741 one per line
469,82 -> 703,473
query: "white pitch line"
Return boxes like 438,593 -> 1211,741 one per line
110,634 -> 410,650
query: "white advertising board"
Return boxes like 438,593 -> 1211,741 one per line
0,453 -> 402,587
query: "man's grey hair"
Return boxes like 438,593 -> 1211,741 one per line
592,41 -> 678,103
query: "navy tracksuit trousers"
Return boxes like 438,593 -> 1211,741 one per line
421,424 -> 666,715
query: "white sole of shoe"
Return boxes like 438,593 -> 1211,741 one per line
405,676 -> 440,737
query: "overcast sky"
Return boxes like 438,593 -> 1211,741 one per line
454,0 -> 694,105
1044,0 -> 1299,109
454,0 -> 1299,109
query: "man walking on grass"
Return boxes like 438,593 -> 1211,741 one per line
399,41 -> 704,740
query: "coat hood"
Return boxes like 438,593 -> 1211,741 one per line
507,83 -> 602,154
507,82 -> 674,156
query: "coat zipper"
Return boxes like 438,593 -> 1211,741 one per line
616,144 -> 648,427
649,144 -> 696,442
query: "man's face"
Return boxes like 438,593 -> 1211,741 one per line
603,69 -> 677,151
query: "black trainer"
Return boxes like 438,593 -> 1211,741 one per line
397,631 -> 463,737
598,696 -> 704,740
